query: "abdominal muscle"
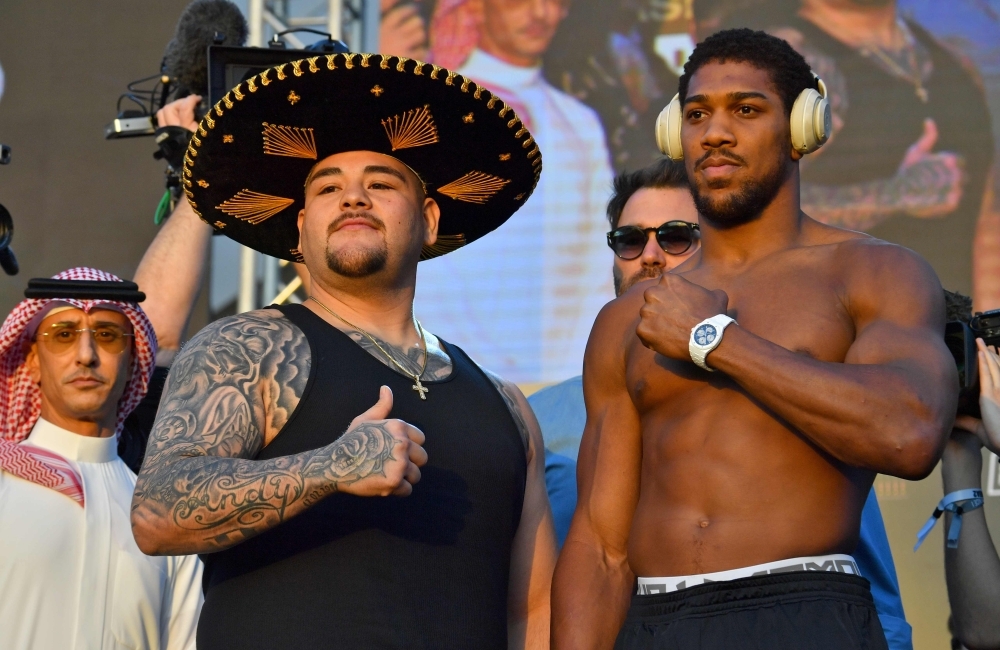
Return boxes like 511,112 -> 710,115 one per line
625,400 -> 872,578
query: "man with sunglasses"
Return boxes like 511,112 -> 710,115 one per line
0,268 -> 202,650
532,157 -> 914,648
552,29 -> 957,649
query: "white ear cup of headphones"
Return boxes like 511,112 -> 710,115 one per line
789,77 -> 831,154
656,75 -> 831,160
655,93 -> 684,161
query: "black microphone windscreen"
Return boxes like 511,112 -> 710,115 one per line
162,0 -> 248,97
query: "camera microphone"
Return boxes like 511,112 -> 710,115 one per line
105,0 -> 248,139
162,0 -> 249,100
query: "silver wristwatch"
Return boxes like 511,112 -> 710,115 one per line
689,314 -> 735,371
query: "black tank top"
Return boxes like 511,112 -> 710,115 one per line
197,304 -> 527,649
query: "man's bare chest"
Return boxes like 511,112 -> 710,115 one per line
626,260 -> 856,406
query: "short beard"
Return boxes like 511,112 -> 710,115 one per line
689,150 -> 788,229
614,265 -> 662,297
324,212 -> 389,278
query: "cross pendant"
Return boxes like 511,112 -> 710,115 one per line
412,379 -> 429,400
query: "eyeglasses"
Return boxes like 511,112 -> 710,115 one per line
36,325 -> 134,355
607,221 -> 701,260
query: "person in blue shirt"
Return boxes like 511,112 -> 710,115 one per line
530,158 -> 913,650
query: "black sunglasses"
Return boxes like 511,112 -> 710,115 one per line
607,221 -> 701,260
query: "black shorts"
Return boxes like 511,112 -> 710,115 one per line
615,571 -> 888,650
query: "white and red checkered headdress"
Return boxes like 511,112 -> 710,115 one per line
0,267 -> 157,505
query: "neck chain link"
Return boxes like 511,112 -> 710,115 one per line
308,296 -> 431,400
860,19 -> 930,103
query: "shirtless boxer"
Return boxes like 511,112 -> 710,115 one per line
551,29 -> 957,649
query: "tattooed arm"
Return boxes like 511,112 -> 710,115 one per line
485,371 -> 558,650
131,310 -> 427,556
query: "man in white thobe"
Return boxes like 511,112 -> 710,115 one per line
421,0 -> 614,382
0,268 -> 202,650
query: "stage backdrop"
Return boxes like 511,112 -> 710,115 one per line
0,0 -> 208,328
379,1 -> 1000,647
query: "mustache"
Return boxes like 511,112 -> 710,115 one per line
695,148 -> 747,170
327,211 -> 386,236
618,266 -> 663,296
63,369 -> 108,385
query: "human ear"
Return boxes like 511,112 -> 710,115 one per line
422,198 -> 441,246
25,343 -> 41,384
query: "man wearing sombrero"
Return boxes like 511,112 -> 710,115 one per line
0,268 -> 202,649
131,53 -> 556,648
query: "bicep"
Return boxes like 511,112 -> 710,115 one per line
142,317 -> 271,467
571,307 -> 643,552
844,244 -> 955,382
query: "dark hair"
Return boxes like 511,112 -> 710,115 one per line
678,28 -> 815,116
607,158 -> 689,229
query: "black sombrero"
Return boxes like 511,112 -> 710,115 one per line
183,53 -> 542,262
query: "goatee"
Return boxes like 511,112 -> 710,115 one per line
325,212 -> 389,277
690,151 -> 788,229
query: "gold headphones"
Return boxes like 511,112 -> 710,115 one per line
655,74 -> 832,160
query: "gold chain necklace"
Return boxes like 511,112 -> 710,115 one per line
861,20 -> 929,103
309,296 -> 430,400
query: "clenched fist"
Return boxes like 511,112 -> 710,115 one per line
324,386 -> 428,497
636,273 -> 729,360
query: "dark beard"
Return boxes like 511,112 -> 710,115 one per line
614,265 -> 662,297
325,212 -> 389,278
689,152 -> 787,229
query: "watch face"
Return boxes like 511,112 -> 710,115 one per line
694,324 -> 718,347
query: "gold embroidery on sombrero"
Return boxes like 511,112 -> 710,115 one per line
214,221 -> 226,229
436,172 -> 510,204
308,57 -> 320,73
192,135 -> 202,147
199,125 -> 208,137
487,96 -> 499,109
205,113 -> 215,128
420,233 -> 467,260
382,105 -> 439,151
461,78 -> 472,93
395,56 -> 410,72
217,190 -> 295,225
344,53 -> 356,69
184,166 -> 192,177
445,70 -> 458,86
292,60 -> 304,77
522,136 -> 535,149
379,54 -> 390,70
515,193 -> 525,200
429,64 -> 442,80
262,123 -> 318,159
508,117 -> 520,129
463,113 -> 474,124
223,134 -> 234,143
498,102 -> 511,118
233,84 -> 245,101
499,153 -> 511,161
287,91 -> 301,105
360,54 -> 372,68
413,61 -> 425,75
290,247 -> 305,263
515,127 -> 527,138
248,77 -> 258,92
371,85 -> 384,97
326,54 -> 337,70
528,145 -> 540,159
276,63 -> 288,80
183,177 -> 192,188
197,180 -> 209,188
261,69 -> 272,85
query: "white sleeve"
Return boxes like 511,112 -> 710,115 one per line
160,553 -> 204,650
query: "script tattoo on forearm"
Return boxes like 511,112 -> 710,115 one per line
485,370 -> 530,454
132,311 -> 396,552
